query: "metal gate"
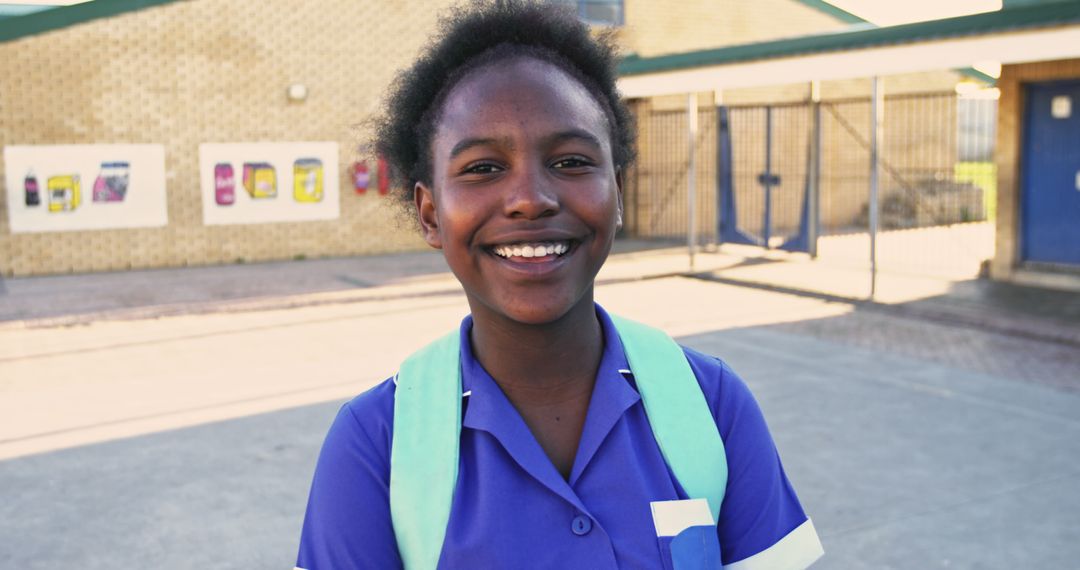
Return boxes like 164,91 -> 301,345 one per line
625,90 -> 998,287
718,103 -> 814,253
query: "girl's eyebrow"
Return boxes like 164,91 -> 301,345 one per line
543,129 -> 603,152
448,137 -> 515,160
448,129 -> 604,161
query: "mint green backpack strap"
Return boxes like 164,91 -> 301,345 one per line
610,314 -> 728,522
390,316 -> 727,567
390,330 -> 462,570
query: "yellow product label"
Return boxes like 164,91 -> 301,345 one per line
255,168 -> 276,198
243,163 -> 277,199
47,175 -> 80,212
293,159 -> 324,203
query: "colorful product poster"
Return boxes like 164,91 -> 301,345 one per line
3,145 -> 167,233
199,142 -> 339,226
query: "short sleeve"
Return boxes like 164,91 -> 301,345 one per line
686,350 -> 824,570
296,381 -> 403,570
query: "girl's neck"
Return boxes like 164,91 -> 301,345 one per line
468,296 -> 603,407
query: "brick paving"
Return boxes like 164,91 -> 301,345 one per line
762,308 -> 1080,394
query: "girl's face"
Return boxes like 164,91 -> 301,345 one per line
415,56 -> 622,326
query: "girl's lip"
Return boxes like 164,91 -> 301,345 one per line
485,241 -> 576,277
488,239 -> 574,260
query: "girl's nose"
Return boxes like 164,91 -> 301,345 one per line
503,166 -> 559,219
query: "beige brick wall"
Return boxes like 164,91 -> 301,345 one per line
1,0 -> 457,276
0,0 -> 968,276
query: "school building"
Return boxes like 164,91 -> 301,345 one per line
617,0 -> 1080,291
1,0 -> 1078,291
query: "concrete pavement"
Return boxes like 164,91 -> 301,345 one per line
3,239 -> 1079,348
1,249 -> 1079,568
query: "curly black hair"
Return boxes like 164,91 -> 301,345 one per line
372,0 -> 636,206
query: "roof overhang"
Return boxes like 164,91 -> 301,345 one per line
618,2 -> 1080,98
619,23 -> 1080,97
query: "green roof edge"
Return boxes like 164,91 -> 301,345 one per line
0,5 -> 57,21
957,67 -> 998,85
0,0 -> 181,44
619,2 -> 1080,76
792,0 -> 867,25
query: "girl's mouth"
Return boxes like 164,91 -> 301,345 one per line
490,240 -> 572,262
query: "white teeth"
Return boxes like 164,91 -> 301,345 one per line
492,241 -> 571,259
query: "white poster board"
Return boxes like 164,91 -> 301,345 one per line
199,142 -> 340,226
4,144 -> 168,233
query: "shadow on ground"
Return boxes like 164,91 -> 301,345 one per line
3,315 -> 1078,569
0,400 -> 341,570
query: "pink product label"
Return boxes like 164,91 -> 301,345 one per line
215,164 -> 235,205
25,177 -> 40,206
92,162 -> 130,203
93,176 -> 108,201
92,176 -> 128,202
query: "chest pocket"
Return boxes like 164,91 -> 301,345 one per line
659,525 -> 722,570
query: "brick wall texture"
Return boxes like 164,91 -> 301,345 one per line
1,0 -> 460,276
0,0 -> 958,276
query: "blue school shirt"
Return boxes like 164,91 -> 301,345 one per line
296,305 -> 822,569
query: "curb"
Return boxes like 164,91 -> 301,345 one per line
0,268 -> 689,331
688,273 -> 1080,349
5,256 -> 1076,350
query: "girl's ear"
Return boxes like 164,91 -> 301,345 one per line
615,168 -> 625,230
414,182 -> 443,249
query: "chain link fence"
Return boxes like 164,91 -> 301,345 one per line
623,90 -> 998,297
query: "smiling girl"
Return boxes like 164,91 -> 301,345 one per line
296,2 -> 822,569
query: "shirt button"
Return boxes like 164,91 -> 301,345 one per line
571,515 -> 592,536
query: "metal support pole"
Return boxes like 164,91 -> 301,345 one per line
713,88 -> 723,248
763,106 -> 773,248
869,77 -> 884,300
688,92 -> 698,271
809,80 -> 821,258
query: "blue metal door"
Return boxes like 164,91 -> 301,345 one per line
1022,79 -> 1080,265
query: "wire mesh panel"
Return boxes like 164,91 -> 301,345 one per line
817,92 -> 996,278
624,105 -> 716,243
626,87 -> 998,297
819,98 -> 872,237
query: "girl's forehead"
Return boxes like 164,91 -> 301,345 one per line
434,56 -> 611,142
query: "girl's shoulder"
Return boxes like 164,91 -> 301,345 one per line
325,377 -> 398,462
679,345 -> 765,439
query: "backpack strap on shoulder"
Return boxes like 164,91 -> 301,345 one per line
610,314 -> 728,522
390,330 -> 462,570
390,314 -> 728,568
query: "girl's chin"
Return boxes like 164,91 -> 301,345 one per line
473,292 -> 594,328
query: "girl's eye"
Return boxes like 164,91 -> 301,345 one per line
551,156 -> 594,170
460,162 -> 504,176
